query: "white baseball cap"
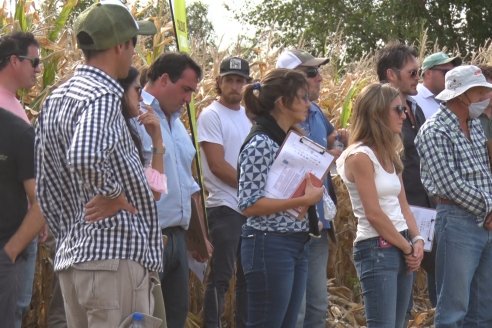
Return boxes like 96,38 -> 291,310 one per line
276,49 -> 329,69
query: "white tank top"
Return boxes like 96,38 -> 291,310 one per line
336,143 -> 408,243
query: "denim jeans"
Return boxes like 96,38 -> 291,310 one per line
296,230 -> 329,328
434,204 -> 492,328
353,234 -> 413,328
160,227 -> 189,328
241,225 -> 310,328
0,247 -> 27,328
203,206 -> 247,328
15,239 -> 37,328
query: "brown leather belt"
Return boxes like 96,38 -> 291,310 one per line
434,197 -> 456,205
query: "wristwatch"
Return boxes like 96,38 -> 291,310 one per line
151,145 -> 165,155
411,235 -> 425,244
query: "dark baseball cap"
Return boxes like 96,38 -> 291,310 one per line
219,57 -> 251,80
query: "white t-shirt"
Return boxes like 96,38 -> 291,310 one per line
412,83 -> 440,119
197,100 -> 252,212
336,143 -> 408,243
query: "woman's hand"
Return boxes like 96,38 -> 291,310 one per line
303,174 -> 323,206
138,104 -> 162,144
404,240 -> 424,272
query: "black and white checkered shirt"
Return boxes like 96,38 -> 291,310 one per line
35,65 -> 163,271
415,105 -> 492,226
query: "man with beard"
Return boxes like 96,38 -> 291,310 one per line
198,57 -> 252,327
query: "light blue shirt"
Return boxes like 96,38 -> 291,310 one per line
299,102 -> 335,229
138,90 -> 200,229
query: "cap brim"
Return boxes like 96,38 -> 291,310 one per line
436,81 -> 492,101
439,56 -> 462,67
137,20 -> 157,35
220,71 -> 251,80
300,57 -> 329,67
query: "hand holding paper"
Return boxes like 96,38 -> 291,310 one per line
303,173 -> 324,205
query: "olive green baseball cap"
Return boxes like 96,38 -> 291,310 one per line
74,2 -> 156,50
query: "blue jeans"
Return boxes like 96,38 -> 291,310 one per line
241,225 -> 310,328
296,230 -> 329,328
203,206 -> 247,328
353,234 -> 413,328
434,204 -> 492,328
0,247 -> 27,328
160,227 -> 189,328
15,239 -> 37,328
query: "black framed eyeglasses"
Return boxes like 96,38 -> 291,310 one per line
393,105 -> 406,115
303,67 -> 320,78
18,55 -> 40,68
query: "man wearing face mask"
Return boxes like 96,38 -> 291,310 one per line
415,65 -> 492,327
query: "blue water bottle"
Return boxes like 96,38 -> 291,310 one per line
130,312 -> 144,328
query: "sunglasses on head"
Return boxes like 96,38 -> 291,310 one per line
18,55 -> 40,68
303,67 -> 320,78
393,105 -> 406,115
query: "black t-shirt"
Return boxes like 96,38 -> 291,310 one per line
0,108 -> 34,247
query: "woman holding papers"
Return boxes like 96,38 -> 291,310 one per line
336,83 -> 424,328
237,69 -> 324,328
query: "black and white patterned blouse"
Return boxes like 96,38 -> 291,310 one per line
238,133 -> 309,232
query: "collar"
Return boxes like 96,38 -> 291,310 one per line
141,89 -> 182,122
309,101 -> 320,113
254,114 -> 287,146
439,104 -> 461,128
75,64 -> 123,97
417,83 -> 436,99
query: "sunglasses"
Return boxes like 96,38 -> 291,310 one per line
395,68 -> 418,78
303,67 -> 320,78
393,105 -> 406,115
18,55 -> 40,68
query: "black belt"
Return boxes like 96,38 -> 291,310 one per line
161,226 -> 183,235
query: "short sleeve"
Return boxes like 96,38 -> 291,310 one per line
15,125 -> 35,182
197,108 -> 223,146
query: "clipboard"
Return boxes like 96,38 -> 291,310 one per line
409,205 -> 436,252
264,130 -> 334,218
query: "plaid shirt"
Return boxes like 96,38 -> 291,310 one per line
415,105 -> 492,226
35,65 -> 163,271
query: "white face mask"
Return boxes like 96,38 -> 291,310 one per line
469,98 -> 490,119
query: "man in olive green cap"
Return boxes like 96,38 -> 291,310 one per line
35,1 -> 162,326
412,52 -> 461,118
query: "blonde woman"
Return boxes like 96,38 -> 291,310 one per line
336,83 -> 424,328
